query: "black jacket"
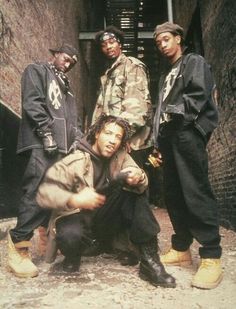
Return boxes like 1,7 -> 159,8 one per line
17,62 -> 83,154
153,53 -> 218,147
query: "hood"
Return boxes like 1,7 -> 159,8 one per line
77,137 -> 100,161
78,137 -> 110,190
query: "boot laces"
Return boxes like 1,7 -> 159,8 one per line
200,259 -> 218,269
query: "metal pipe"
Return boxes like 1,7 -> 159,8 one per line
167,0 -> 173,22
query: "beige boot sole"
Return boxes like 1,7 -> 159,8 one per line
191,273 -> 223,289
7,265 -> 39,278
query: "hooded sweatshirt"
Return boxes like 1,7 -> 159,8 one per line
77,137 -> 111,192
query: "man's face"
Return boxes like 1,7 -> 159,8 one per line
92,122 -> 124,158
155,32 -> 182,63
52,52 -> 76,73
101,38 -> 122,59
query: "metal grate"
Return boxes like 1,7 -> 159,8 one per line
105,0 -> 138,56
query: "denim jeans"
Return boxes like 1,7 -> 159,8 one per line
10,148 -> 63,243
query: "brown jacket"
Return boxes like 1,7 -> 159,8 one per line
36,148 -> 148,262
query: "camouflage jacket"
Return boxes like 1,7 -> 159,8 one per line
92,53 -> 153,150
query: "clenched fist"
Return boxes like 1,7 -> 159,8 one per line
67,187 -> 106,210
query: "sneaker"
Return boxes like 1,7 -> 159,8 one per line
160,248 -> 192,266
191,258 -> 223,289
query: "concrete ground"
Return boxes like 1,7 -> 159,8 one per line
0,208 -> 236,309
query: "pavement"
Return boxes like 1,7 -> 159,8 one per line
0,208 -> 236,309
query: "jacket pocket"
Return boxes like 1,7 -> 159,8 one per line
113,75 -> 125,99
51,117 -> 67,152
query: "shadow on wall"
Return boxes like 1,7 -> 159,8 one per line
0,102 -> 27,219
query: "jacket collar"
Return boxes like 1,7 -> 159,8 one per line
105,53 -> 126,74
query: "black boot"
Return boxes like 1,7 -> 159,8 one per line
62,255 -> 81,273
139,238 -> 176,288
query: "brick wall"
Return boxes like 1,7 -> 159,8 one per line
0,0 -> 90,218
173,0 -> 197,30
200,0 -> 236,230
0,0 -> 88,116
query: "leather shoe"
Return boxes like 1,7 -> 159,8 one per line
139,259 -> 176,288
139,238 -> 176,288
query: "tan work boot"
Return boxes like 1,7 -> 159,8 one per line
160,248 -> 192,266
191,258 -> 223,289
8,233 -> 39,278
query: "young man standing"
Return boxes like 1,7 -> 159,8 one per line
36,114 -> 176,288
8,44 -> 83,278
152,22 -> 223,289
92,26 -> 153,168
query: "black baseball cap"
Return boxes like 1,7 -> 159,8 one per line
49,43 -> 79,63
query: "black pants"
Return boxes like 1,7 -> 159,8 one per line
159,124 -> 222,258
130,147 -> 162,205
130,148 -> 152,169
55,188 -> 159,258
10,148 -> 63,243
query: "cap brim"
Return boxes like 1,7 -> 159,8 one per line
49,48 -> 58,55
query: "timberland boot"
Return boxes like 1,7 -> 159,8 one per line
139,238 -> 176,288
8,233 -> 39,278
191,258 -> 223,289
160,248 -> 192,266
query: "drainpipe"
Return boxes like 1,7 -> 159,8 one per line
167,0 -> 173,22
